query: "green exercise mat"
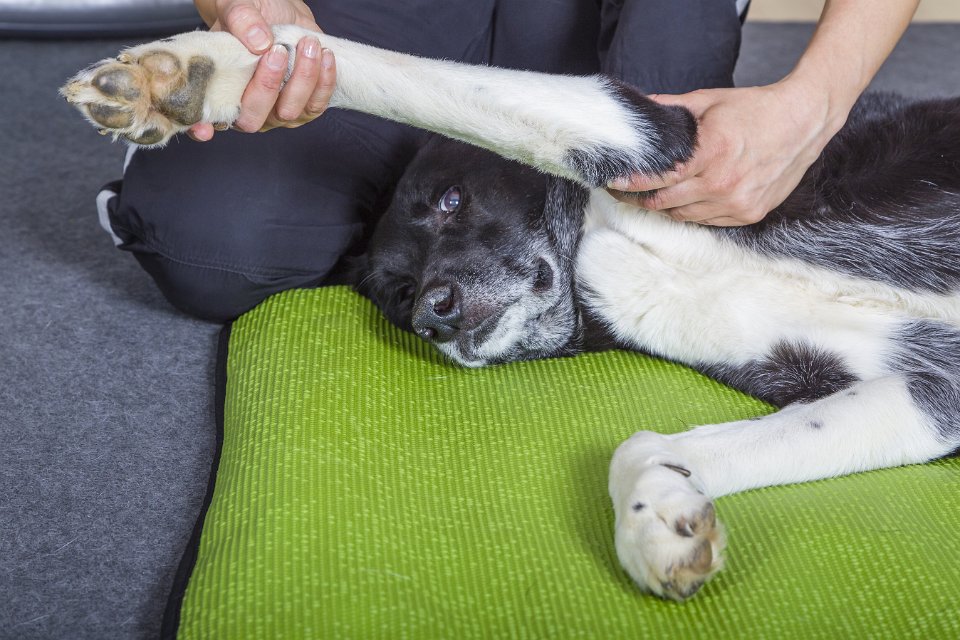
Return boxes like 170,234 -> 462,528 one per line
165,287 -> 960,639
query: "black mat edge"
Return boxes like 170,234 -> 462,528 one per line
160,322 -> 231,640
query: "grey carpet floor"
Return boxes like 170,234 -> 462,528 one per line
1,22 -> 959,640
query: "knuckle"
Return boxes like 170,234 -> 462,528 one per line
224,3 -> 258,30
234,113 -> 264,132
741,207 -> 767,224
729,194 -> 756,216
275,106 -> 299,121
643,191 -> 665,210
317,72 -> 337,92
304,101 -> 328,118
257,72 -> 283,92
294,57 -> 319,78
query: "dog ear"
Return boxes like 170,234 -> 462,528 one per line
543,178 -> 588,264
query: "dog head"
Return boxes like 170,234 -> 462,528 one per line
355,138 -> 584,367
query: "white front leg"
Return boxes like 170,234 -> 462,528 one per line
62,25 -> 696,186
610,375 -> 950,600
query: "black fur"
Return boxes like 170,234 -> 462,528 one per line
700,341 -> 858,407
892,320 -> 960,440
354,92 -> 960,427
565,78 -> 698,188
725,94 -> 960,293
353,137 -> 578,363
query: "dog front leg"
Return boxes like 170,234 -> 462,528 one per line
63,25 -> 695,187
609,375 -> 953,601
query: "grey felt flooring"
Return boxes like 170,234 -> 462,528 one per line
1,22 -> 959,640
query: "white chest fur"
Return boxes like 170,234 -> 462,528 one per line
574,190 -> 960,377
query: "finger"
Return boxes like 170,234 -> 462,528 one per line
607,140 -> 714,193
648,90 -> 716,118
607,149 -> 712,195
681,216 -> 740,227
605,188 -> 647,206
634,177 -> 712,211
234,45 -> 288,133
187,122 -> 215,142
306,48 -> 337,117
273,37 -> 322,122
219,0 -> 273,53
665,201 -> 738,225
696,216 -> 749,227
607,167 -> 684,193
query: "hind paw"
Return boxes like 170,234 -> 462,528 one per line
61,32 -> 255,146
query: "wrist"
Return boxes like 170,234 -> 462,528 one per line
774,72 -> 852,145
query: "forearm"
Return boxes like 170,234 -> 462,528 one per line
783,0 -> 919,135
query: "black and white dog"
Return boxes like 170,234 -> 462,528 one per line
63,26 -> 960,601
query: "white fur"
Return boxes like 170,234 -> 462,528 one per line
577,190 -> 960,376
65,26 -> 659,182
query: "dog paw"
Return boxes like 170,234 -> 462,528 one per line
60,32 -> 255,146
610,435 -> 725,600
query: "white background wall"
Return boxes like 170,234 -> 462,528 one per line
748,0 -> 960,22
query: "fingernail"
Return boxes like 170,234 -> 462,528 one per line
266,45 -> 288,71
304,38 -> 319,59
246,26 -> 270,52
321,49 -> 334,70
607,177 -> 631,190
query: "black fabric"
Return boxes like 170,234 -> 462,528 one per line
111,110 -> 421,321
106,0 -> 743,321
599,0 -> 743,93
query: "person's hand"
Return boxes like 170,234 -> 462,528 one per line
188,0 -> 337,141
607,81 -> 841,226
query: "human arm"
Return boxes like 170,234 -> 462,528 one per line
189,0 -> 337,140
608,0 -> 921,226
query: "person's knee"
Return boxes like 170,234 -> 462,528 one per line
133,252 -> 332,322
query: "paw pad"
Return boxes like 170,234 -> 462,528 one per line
61,43 -> 218,146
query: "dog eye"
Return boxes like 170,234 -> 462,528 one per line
400,283 -> 416,301
439,186 -> 461,213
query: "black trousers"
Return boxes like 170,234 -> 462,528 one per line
101,0 -> 744,321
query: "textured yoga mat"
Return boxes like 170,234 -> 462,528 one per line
167,287 -> 960,639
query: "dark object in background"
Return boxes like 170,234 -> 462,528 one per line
0,0 -> 203,38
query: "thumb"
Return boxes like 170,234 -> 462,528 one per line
219,0 -> 273,54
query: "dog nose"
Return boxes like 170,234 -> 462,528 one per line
412,283 -> 462,342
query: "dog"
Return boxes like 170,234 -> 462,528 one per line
62,26 -> 960,601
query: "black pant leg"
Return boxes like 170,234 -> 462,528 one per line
489,0 -> 601,74
104,0 -> 496,322
599,0 -> 743,93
